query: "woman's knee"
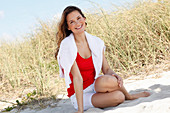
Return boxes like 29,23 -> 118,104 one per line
96,75 -> 117,86
95,75 -> 118,92
105,75 -> 118,84
102,75 -> 118,88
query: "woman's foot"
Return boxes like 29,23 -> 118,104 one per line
126,91 -> 150,100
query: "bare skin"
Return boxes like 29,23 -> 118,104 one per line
67,10 -> 89,113
91,53 -> 150,108
94,75 -> 150,98
66,10 -> 150,112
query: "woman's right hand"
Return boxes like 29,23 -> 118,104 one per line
112,74 -> 123,87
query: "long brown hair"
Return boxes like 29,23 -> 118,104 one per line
55,6 -> 86,59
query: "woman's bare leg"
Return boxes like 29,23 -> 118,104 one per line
94,75 -> 150,100
119,86 -> 150,100
91,90 -> 125,108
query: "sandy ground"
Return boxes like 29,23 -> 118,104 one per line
1,71 -> 170,113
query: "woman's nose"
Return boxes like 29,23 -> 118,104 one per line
75,21 -> 80,25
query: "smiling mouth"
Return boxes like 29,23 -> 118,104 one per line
75,24 -> 83,30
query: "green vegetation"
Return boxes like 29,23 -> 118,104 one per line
2,90 -> 39,112
0,0 -> 169,98
4,106 -> 14,112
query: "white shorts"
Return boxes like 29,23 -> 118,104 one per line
70,82 -> 96,110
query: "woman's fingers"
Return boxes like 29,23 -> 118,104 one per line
118,76 -> 123,87
112,74 -> 123,87
118,81 -> 121,87
120,79 -> 123,87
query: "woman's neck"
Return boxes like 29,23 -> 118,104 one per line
73,32 -> 86,44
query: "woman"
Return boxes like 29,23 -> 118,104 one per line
56,6 -> 150,113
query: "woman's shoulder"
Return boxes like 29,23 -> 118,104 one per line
60,37 -> 71,45
90,34 -> 104,45
94,35 -> 103,42
60,36 -> 73,49
86,32 -> 104,43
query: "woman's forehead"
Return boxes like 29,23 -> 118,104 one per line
67,11 -> 81,21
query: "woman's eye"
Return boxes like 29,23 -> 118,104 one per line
78,17 -> 81,20
70,21 -> 74,24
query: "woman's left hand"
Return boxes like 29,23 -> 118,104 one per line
112,74 -> 123,87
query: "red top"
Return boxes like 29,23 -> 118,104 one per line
67,52 -> 95,97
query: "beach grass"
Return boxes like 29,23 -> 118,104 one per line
0,0 -> 169,101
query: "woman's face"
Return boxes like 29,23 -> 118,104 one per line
66,10 -> 86,35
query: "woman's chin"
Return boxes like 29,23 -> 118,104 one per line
74,28 -> 86,34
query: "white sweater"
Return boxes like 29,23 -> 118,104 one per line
57,32 -> 105,88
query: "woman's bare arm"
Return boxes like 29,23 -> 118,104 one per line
101,50 -> 123,87
101,50 -> 118,75
70,61 -> 83,112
